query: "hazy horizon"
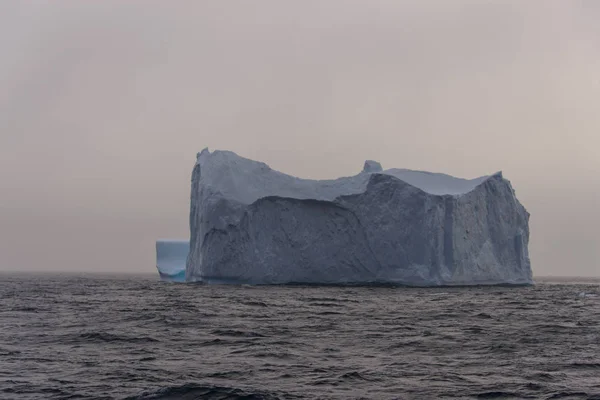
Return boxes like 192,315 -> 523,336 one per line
1,1 -> 599,277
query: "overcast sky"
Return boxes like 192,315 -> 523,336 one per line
1,1 -> 598,276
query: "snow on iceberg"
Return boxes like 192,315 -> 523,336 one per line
169,148 -> 532,286
156,240 -> 188,282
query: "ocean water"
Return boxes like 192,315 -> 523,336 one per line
1,274 -> 599,400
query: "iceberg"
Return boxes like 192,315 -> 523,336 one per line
156,240 -> 188,282
160,148 -> 532,286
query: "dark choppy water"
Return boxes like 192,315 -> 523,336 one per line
1,274 -> 599,400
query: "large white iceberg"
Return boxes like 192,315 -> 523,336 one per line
160,149 -> 532,286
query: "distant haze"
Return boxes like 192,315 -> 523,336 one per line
1,1 -> 598,276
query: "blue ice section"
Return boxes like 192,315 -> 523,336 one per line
156,240 -> 189,282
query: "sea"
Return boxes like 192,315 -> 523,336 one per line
1,273 -> 599,400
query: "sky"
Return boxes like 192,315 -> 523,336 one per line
0,1 -> 599,277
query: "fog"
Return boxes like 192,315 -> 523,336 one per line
1,1 -> 598,276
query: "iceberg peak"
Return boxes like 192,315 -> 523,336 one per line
197,147 -> 210,161
363,160 -> 383,173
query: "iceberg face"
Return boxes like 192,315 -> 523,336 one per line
156,240 -> 189,282
184,149 -> 532,286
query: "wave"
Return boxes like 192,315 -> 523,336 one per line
73,332 -> 159,344
211,329 -> 266,338
124,384 -> 283,400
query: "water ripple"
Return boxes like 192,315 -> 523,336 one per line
0,274 -> 599,399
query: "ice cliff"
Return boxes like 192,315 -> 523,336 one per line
180,148 -> 531,285
156,240 -> 188,282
